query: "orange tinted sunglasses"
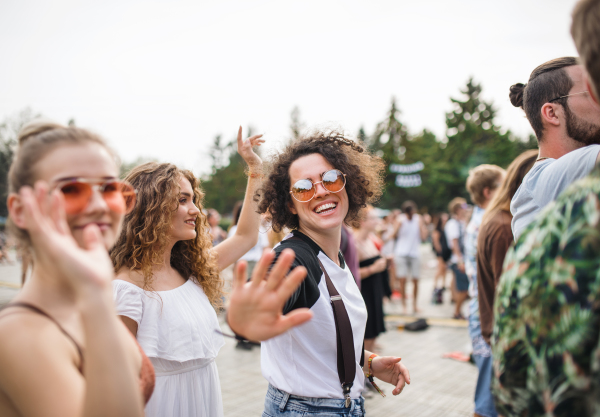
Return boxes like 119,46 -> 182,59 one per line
289,169 -> 346,202
53,178 -> 137,215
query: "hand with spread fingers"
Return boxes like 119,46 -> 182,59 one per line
236,126 -> 265,170
18,182 -> 115,298
227,248 -> 312,341
369,355 -> 411,396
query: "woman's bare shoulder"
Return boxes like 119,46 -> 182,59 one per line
0,310 -> 79,375
114,268 -> 144,289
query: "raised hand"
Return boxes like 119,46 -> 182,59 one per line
18,182 -> 115,297
227,248 -> 312,341
237,126 -> 265,169
370,356 -> 411,396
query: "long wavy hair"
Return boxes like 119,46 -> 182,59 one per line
110,162 -> 223,307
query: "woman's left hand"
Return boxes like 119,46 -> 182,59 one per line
237,126 -> 265,169
370,356 -> 411,395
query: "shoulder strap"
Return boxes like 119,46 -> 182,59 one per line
288,235 -> 363,407
1,302 -> 84,374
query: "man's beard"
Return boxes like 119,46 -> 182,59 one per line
564,104 -> 600,145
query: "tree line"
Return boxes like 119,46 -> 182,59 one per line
0,78 -> 538,220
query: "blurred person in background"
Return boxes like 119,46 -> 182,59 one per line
477,150 -> 537,347
228,201 -> 270,277
509,56 -> 600,240
492,4 -> 600,415
393,201 -> 428,315
379,213 -> 396,288
431,213 -> 451,304
207,208 -> 227,246
354,206 -> 387,353
341,224 -> 361,288
464,164 -> 505,417
445,197 -> 469,320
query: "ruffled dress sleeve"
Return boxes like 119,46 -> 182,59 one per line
112,280 -> 143,325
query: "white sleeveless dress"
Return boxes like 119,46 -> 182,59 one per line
113,279 -> 225,417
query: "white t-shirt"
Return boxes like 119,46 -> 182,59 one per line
394,214 -> 422,258
261,232 -> 368,399
444,217 -> 464,265
511,145 -> 600,240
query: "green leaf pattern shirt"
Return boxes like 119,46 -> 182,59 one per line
492,166 -> 600,416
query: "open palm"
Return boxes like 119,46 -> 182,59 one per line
19,183 -> 115,296
227,248 -> 312,341
236,126 -> 265,168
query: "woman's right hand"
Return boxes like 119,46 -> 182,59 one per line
18,183 -> 115,299
227,248 -> 312,341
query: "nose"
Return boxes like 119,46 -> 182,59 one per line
189,203 -> 201,216
84,187 -> 110,214
313,181 -> 330,199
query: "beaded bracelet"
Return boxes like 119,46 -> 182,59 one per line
365,353 -> 386,397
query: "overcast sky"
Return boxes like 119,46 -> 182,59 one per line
0,0 -> 580,174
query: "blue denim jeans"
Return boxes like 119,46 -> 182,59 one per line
263,384 -> 366,416
469,298 -> 498,417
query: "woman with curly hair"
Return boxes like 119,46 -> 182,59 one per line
255,130 -> 411,416
110,128 -> 306,417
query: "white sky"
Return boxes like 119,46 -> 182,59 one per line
0,0 -> 580,174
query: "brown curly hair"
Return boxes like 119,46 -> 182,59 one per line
110,162 -> 223,307
257,130 -> 385,231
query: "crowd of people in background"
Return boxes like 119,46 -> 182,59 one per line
0,0 -> 600,416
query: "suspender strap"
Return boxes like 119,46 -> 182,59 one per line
317,258 -> 356,407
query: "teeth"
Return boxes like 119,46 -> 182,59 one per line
315,203 -> 336,213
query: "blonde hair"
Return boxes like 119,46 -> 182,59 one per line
465,164 -> 505,207
481,150 -> 538,228
110,162 -> 223,308
8,120 -> 114,247
448,197 -> 467,215
571,0 -> 600,100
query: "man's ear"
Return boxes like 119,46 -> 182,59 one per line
7,193 -> 26,228
587,78 -> 599,105
482,187 -> 491,201
540,103 -> 561,127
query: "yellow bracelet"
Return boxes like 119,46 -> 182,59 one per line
366,354 -> 386,397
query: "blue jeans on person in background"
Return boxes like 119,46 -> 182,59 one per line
469,297 -> 498,417
263,384 -> 365,416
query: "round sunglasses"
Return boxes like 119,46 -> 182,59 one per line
289,169 -> 347,202
53,178 -> 137,215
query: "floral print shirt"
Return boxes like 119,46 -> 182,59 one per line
492,166 -> 600,416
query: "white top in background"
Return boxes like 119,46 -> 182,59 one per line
394,213 -> 422,258
228,224 -> 270,262
444,217 -> 464,265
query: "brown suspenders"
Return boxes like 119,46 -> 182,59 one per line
288,236 -> 363,408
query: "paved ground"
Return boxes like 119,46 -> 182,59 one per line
0,245 -> 477,416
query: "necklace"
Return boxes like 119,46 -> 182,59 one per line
536,156 -> 550,162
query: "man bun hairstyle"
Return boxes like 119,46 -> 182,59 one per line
509,57 -> 579,140
257,130 -> 385,232
572,0 -> 600,101
509,83 -> 525,108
